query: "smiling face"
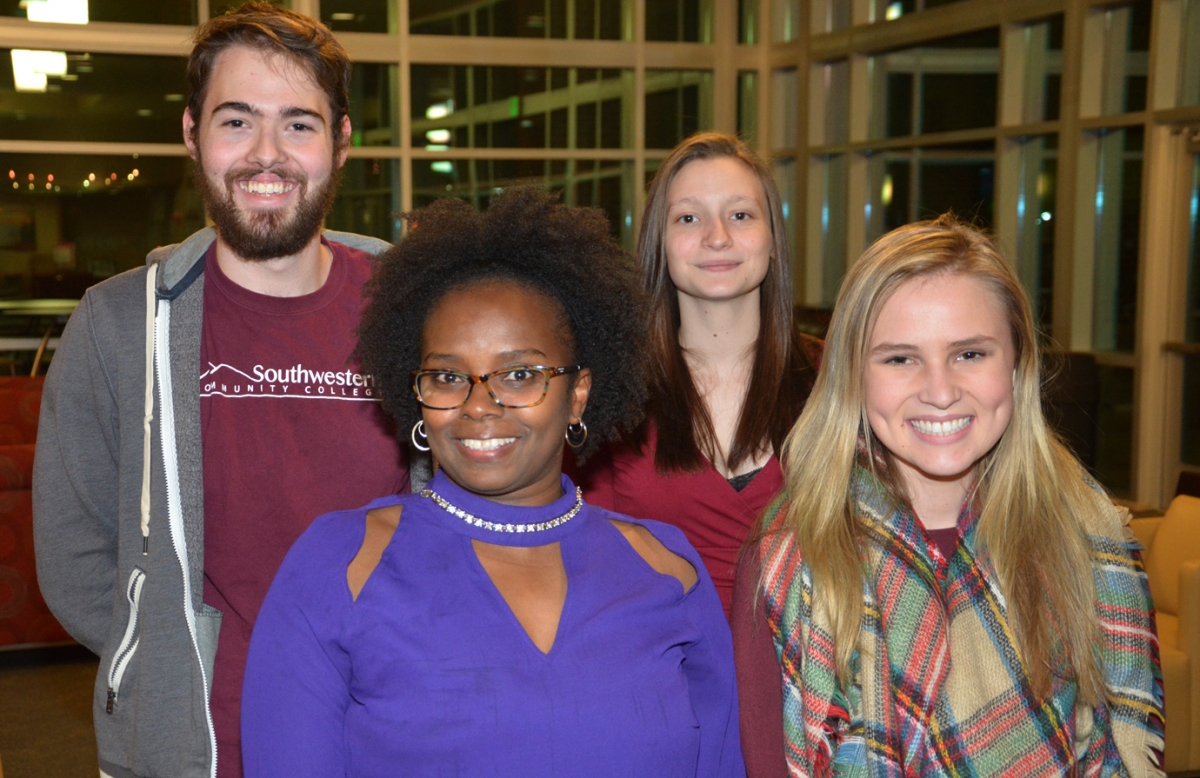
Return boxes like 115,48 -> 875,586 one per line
183,45 -> 349,261
420,280 -> 591,507
864,272 -> 1016,502
663,156 -> 772,304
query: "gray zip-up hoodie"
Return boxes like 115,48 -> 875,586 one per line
32,227 -> 401,778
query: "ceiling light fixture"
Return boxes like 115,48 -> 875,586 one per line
11,49 -> 67,93
25,0 -> 88,24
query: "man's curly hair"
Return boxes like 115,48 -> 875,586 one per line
357,187 -> 649,460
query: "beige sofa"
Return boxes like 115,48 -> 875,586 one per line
1130,494 -> 1200,773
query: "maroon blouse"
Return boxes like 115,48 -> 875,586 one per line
571,424 -> 784,617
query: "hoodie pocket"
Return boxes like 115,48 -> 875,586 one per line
106,567 -> 146,714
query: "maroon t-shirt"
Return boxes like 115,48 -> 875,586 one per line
199,240 -> 407,777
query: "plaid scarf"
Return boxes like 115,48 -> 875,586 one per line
759,461 -> 1165,778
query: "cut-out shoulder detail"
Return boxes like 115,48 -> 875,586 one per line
348,505 -> 402,601
608,519 -> 699,593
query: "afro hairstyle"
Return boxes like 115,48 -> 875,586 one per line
356,186 -> 650,461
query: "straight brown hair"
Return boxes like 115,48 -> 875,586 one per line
187,1 -> 352,148
636,132 -> 816,473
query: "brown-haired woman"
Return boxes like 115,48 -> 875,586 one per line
575,132 -> 821,616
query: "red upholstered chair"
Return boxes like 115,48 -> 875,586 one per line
0,376 -> 71,648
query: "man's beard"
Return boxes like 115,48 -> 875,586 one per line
193,151 -> 341,261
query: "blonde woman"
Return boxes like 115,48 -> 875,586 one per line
732,216 -> 1163,777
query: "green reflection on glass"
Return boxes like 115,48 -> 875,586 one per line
412,66 -> 634,150
351,64 -> 399,147
737,71 -> 757,149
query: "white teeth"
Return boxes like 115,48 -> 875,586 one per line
239,181 -> 292,195
461,437 -> 516,451
911,417 -> 972,436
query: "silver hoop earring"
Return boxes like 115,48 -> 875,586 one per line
411,419 -> 430,452
565,420 -> 588,449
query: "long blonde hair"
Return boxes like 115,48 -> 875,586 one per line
777,215 -> 1105,703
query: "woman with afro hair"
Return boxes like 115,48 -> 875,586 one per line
241,187 -> 746,778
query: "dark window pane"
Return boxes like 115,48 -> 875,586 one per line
1184,356 -> 1200,466
0,153 -> 203,293
550,108 -> 569,148
210,0 -> 284,17
412,66 -> 631,150
646,0 -> 708,41
1095,365 -> 1134,496
645,70 -> 713,149
412,0 -> 628,38
0,51 -> 186,144
328,158 -> 400,242
886,73 -> 913,138
349,64 -> 398,147
871,28 -> 999,140
1092,127 -> 1143,352
919,160 -> 994,226
600,98 -> 622,148
577,102 -> 598,148
922,74 -> 997,133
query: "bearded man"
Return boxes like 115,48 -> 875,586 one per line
32,5 -> 407,776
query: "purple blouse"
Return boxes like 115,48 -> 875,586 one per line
241,471 -> 745,778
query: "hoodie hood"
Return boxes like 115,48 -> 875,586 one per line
145,227 -> 394,300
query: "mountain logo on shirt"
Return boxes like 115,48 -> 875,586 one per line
200,362 -> 379,401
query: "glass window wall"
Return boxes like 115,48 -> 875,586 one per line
645,70 -> 712,149
1182,0 -> 1200,108
870,28 -> 999,139
410,0 -> 629,38
0,0 -> 197,25
1094,1 -> 1151,115
413,66 -> 634,150
1013,134 -> 1057,331
866,141 -> 994,242
1091,126 -> 1143,353
1,51 -> 187,144
646,0 -> 712,42
1019,15 -> 1063,124
413,158 -> 634,246
0,153 -> 203,287
322,0 -> 395,33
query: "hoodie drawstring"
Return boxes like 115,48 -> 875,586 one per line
141,263 -> 156,554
